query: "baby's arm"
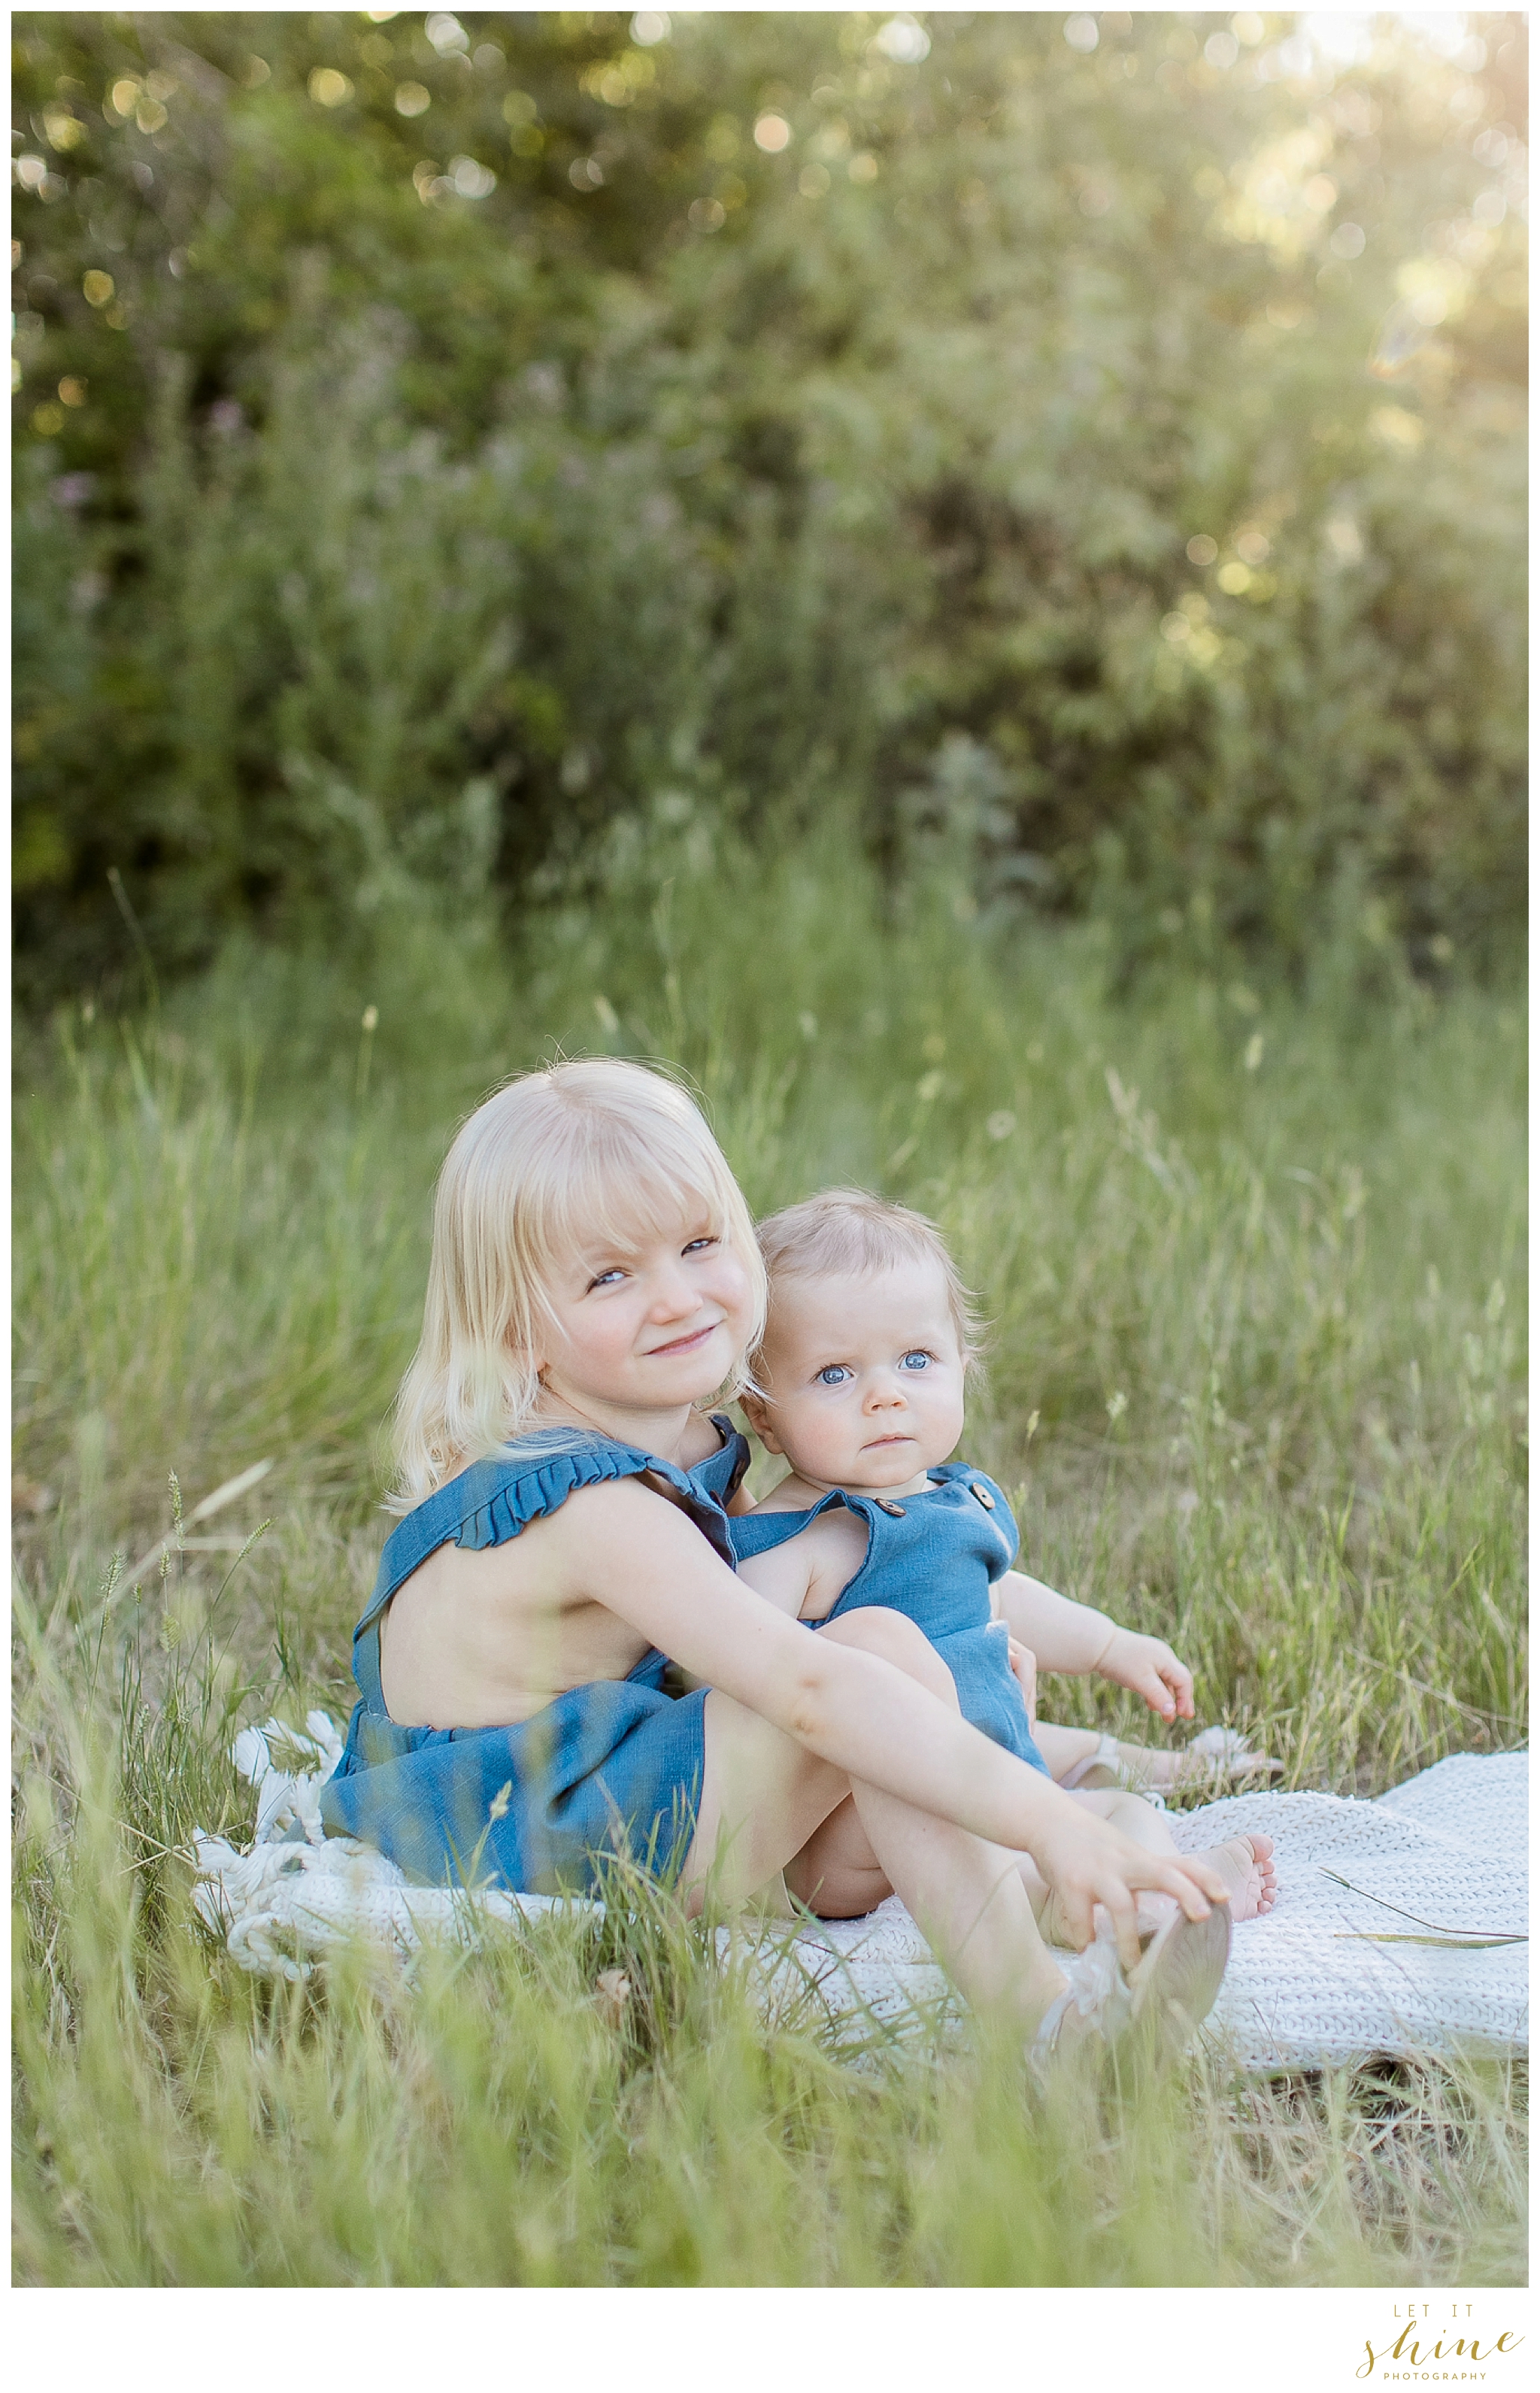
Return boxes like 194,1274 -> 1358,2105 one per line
736,1507 -> 870,1624
732,1536 -> 817,1620
668,1509 -> 867,1690
994,1569 -> 1193,1723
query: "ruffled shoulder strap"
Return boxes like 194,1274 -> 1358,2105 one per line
350,1430 -> 736,1710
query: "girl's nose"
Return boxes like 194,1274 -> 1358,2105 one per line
648,1266 -> 696,1318
865,1378 -> 907,1410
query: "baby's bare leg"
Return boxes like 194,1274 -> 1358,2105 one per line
1033,1723 -> 1184,1791
1034,1720 -> 1281,1794
1032,1722 -> 1106,1780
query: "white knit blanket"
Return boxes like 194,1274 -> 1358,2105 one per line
192,1720 -> 1527,2071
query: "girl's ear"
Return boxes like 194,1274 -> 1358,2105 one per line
741,1390 -> 784,1453
508,1324 -> 547,1376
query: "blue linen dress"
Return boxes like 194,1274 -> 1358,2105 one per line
725,1463 -> 1050,1775
319,1418 -> 749,1894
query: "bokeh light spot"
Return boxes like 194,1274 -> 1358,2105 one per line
450,156 -> 496,199
875,17 -> 931,65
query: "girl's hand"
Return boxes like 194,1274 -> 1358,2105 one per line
1006,1636 -> 1038,1726
1031,1806 -> 1230,1973
1096,1626 -> 1194,1722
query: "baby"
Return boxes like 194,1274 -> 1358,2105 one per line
728,1190 -> 1275,1937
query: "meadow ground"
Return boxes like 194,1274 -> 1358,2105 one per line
11,843 -> 1527,2284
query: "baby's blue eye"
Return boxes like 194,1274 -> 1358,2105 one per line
900,1351 -> 932,1371
816,1365 -> 852,1387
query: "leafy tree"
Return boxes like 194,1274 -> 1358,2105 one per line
12,12 -> 1527,993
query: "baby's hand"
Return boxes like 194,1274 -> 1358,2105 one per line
1096,1626 -> 1194,1722
1006,1636 -> 1038,1726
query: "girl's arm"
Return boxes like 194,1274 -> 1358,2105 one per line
994,1568 -> 1193,1722
553,1484 -> 1217,1924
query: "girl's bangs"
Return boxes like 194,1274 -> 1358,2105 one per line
531,1110 -> 738,1274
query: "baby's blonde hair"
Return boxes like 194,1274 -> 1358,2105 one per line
390,1058 -> 765,1506
752,1188 -> 984,1373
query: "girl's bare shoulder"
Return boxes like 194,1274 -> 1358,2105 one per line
417,1469 -> 675,1584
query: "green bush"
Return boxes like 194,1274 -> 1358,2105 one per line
12,11 -> 1527,993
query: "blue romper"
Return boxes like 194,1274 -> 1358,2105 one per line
319,1418 -> 750,1894
726,1463 -> 1050,1776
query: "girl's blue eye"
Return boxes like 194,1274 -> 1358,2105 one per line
900,1351 -> 932,1371
683,1236 -> 717,1256
816,1365 -> 852,1387
588,1267 -> 626,1291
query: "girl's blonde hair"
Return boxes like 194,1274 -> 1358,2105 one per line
390,1059 -> 765,1507
753,1188 -> 986,1369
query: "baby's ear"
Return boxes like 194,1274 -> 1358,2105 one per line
741,1389 -> 784,1452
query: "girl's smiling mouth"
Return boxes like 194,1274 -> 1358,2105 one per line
645,1321 -> 722,1357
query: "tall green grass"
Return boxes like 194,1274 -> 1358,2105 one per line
12,840 -> 1527,2282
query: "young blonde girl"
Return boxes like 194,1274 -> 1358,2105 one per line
320,1059 -> 1232,2066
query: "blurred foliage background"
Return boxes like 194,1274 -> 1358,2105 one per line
11,8 -> 1528,1001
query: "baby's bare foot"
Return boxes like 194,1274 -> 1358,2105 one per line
1196,1833 -> 1276,1922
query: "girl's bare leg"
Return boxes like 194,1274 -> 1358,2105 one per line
684,1607 -> 1070,2031
785,1614 -> 966,1918
786,1703 -> 1276,1938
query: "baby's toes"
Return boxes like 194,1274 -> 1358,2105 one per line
1250,1834 -> 1278,1912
